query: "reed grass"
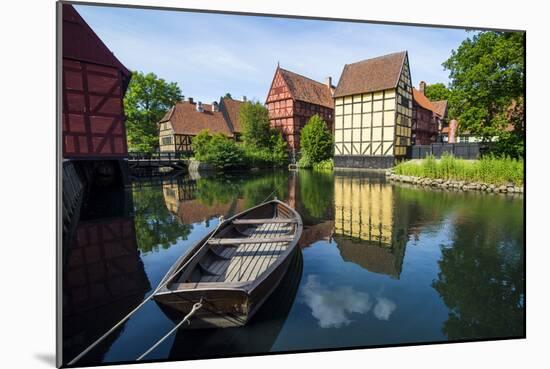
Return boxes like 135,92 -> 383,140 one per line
394,154 -> 524,186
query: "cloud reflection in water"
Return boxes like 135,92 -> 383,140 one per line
301,275 -> 397,328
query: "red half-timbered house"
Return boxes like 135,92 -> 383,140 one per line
266,66 -> 334,153
62,4 -> 131,159
412,82 -> 447,145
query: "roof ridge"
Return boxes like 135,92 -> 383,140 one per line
348,51 -> 407,67
279,67 -> 328,88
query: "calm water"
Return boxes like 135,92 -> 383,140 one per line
63,169 -> 524,366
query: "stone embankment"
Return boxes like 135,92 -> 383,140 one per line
386,171 -> 523,194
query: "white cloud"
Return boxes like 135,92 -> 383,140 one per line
301,275 -> 372,328
75,5 -> 470,102
373,297 -> 397,321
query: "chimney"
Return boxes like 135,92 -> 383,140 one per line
196,101 -> 204,112
325,76 -> 332,88
419,81 -> 426,94
188,97 -> 194,104
242,95 -> 247,102
211,101 -> 219,112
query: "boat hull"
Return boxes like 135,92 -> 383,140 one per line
155,247 -> 298,329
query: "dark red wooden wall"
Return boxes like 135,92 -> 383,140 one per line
62,4 -> 131,159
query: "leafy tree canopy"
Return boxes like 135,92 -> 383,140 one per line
424,83 -> 452,102
443,31 -> 524,157
124,71 -> 182,152
300,115 -> 333,164
239,101 -> 272,149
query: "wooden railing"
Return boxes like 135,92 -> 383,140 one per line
127,151 -> 192,162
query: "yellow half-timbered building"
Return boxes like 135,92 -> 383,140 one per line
333,51 -> 413,168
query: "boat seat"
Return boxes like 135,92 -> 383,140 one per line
208,236 -> 294,246
232,218 -> 298,225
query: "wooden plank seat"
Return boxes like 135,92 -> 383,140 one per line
207,236 -> 294,246
232,218 -> 298,225
200,221 -> 292,283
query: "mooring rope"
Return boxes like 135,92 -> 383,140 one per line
261,189 -> 277,204
136,300 -> 204,361
67,216 -> 225,366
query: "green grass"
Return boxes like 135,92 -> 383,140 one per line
312,158 -> 334,171
394,154 -> 524,186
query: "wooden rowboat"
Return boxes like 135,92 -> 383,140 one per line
153,199 -> 303,329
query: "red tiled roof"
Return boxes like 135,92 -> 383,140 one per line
432,100 -> 448,118
413,88 -> 438,114
160,101 -> 233,136
279,68 -> 334,108
334,51 -> 407,97
220,97 -> 245,134
63,4 -> 131,83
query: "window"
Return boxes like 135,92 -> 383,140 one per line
162,136 -> 173,145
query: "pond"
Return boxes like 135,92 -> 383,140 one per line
62,169 -> 525,366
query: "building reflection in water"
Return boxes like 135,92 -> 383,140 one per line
333,172 -> 409,279
161,177 -> 247,224
62,188 -> 151,365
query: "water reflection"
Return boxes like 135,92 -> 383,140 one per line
301,275 -> 372,328
430,193 -> 525,340
132,184 -> 192,253
62,169 -> 524,365
63,188 -> 151,365
373,297 -> 397,321
333,172 -> 408,278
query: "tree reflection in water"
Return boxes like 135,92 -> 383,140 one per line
397,188 -> 526,340
132,185 -> 192,253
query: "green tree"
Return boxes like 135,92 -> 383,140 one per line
300,115 -> 333,164
124,71 -> 182,152
270,131 -> 289,166
222,92 -> 232,99
443,31 -> 525,157
239,101 -> 272,149
424,83 -> 451,101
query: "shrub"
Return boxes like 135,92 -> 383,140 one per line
192,129 -> 213,161
300,115 -> 333,164
191,131 -> 244,169
297,153 -> 313,169
313,158 -> 334,171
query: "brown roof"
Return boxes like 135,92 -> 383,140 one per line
174,199 -> 246,225
413,88 -> 437,113
160,101 -> 233,136
278,68 -> 334,108
432,100 -> 448,118
220,97 -> 245,134
334,51 -> 407,98
335,237 -> 404,279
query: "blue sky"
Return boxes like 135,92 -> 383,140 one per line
75,4 -> 472,103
